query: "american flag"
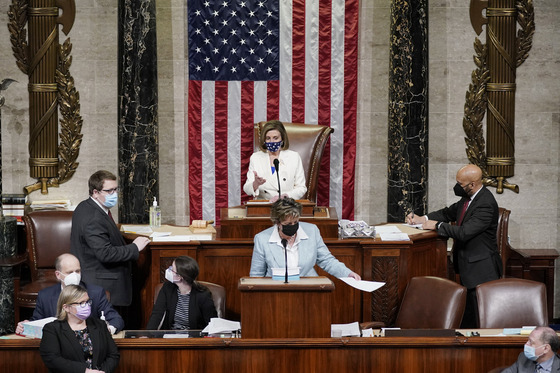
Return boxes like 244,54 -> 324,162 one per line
187,0 -> 358,223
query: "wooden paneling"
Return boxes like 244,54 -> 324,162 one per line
142,230 -> 447,328
0,336 -> 525,373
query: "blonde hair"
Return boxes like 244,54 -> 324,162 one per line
258,120 -> 290,151
270,197 -> 302,224
57,284 -> 88,321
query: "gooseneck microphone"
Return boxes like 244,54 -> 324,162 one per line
281,238 -> 288,283
273,158 -> 281,199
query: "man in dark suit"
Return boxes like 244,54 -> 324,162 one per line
502,326 -> 560,372
16,253 -> 124,334
407,164 -> 502,328
70,170 -> 150,307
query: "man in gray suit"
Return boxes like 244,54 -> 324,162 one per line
502,326 -> 560,372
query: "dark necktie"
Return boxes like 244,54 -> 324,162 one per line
457,198 -> 471,226
535,363 -> 543,373
108,210 -> 114,222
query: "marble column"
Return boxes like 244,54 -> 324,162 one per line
0,217 -> 17,335
386,0 -> 429,222
117,0 -> 159,224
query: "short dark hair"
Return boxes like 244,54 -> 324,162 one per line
270,197 -> 302,224
88,170 -> 116,196
258,120 -> 289,151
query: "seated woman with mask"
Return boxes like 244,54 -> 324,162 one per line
243,120 -> 307,202
39,284 -> 120,373
250,198 -> 361,280
146,256 -> 217,330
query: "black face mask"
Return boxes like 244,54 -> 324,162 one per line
281,222 -> 299,237
453,182 -> 470,198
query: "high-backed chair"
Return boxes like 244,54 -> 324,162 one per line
14,210 -> 74,322
497,207 -> 513,274
154,281 -> 226,321
254,122 -> 334,202
395,276 -> 467,329
361,276 -> 467,329
476,278 -> 547,328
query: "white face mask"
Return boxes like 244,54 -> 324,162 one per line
63,272 -> 81,286
165,267 -> 179,283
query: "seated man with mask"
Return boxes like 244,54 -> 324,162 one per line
16,253 -> 124,334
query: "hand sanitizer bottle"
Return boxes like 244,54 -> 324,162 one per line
150,197 -> 161,228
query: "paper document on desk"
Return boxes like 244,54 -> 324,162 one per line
375,225 -> 402,234
379,232 -> 410,241
202,318 -> 241,334
340,277 -> 385,292
331,322 -> 361,337
403,223 -> 424,229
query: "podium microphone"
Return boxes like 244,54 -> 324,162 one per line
273,158 -> 281,199
281,238 -> 288,283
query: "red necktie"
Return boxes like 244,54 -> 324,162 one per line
108,210 -> 114,222
457,198 -> 471,226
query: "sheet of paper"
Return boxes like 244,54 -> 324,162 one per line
202,318 -> 241,334
403,223 -> 424,229
374,225 -> 402,234
163,333 -> 190,338
379,232 -> 410,241
121,225 -> 153,234
340,277 -> 385,292
150,231 -> 171,238
331,321 -> 361,337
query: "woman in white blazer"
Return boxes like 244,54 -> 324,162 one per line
243,120 -> 307,201
250,198 -> 361,280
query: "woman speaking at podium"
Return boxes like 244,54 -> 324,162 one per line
243,120 -> 307,202
250,198 -> 361,280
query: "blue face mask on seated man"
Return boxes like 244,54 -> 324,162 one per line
103,193 -> 118,209
265,141 -> 282,153
524,344 -> 544,361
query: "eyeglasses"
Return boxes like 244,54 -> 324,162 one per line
167,266 -> 178,275
101,187 -> 119,195
69,299 -> 92,307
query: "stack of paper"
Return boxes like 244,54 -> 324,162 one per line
202,318 -> 241,335
21,317 -> 56,338
331,321 -> 361,337
375,225 -> 410,241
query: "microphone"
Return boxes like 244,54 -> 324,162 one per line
273,158 -> 281,198
281,238 -> 288,283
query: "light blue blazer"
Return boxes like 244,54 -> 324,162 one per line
250,222 -> 352,278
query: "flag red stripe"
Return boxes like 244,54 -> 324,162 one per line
214,81 -> 229,221
188,81 -> 203,221
291,0 -> 306,123
317,0 -> 333,207
343,0 -> 359,219
267,80 -> 280,120
240,82 -> 255,204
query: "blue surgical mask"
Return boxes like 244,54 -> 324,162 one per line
103,192 -> 118,209
265,141 -> 283,153
524,344 -> 544,361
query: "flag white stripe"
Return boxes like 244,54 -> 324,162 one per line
201,81 -> 216,221
279,0 -> 292,122
329,0 -> 346,216
304,0 -> 318,124
253,81 -> 268,123
228,81 -> 241,207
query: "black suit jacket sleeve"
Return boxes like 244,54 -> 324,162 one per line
39,318 -> 119,373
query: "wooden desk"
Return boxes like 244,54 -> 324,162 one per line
238,277 -> 334,338
0,334 -> 526,373
140,228 -> 448,328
